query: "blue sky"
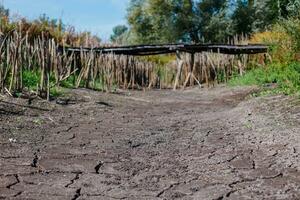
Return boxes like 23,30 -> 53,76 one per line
2,0 -> 130,41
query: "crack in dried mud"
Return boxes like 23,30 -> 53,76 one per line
65,172 -> 82,188
6,174 -> 20,189
71,188 -> 81,200
94,161 -> 104,174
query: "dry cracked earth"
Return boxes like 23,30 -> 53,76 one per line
0,86 -> 300,200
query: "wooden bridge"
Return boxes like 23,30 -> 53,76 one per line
63,43 -> 268,56
62,43 -> 268,90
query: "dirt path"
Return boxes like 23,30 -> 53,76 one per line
1,86 -> 300,200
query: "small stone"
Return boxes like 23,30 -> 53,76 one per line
8,138 -> 17,143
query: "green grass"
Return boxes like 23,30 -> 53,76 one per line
229,62 -> 300,95
60,75 -> 76,88
50,87 -> 65,97
23,70 -> 40,90
23,70 -> 66,97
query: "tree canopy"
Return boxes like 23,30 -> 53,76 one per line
113,0 -> 300,45
110,25 -> 128,43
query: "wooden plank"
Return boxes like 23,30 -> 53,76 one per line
59,43 -> 268,56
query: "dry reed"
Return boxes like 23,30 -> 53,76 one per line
0,31 -> 261,99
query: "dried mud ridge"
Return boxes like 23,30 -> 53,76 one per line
0,86 -> 300,200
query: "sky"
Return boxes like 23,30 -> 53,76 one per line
2,0 -> 130,41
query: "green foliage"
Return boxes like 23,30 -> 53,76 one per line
232,0 -> 255,35
286,0 -> 300,17
228,2 -> 300,96
229,63 -> 300,95
197,0 -> 231,42
0,4 -> 9,17
127,0 -> 234,43
278,17 -> 300,52
126,0 -> 258,43
125,0 -> 300,44
50,87 -> 64,97
201,9 -> 232,42
127,0 -> 196,44
110,25 -> 128,44
268,1 -> 300,52
60,75 -> 76,88
22,70 -> 67,97
127,0 -> 155,44
23,70 -> 40,90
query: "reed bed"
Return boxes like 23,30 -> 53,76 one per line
0,32 -> 262,99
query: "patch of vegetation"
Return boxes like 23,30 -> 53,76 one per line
23,70 -> 69,98
50,87 -> 65,97
60,75 -> 76,89
23,70 -> 40,90
33,118 -> 43,126
238,9 -> 300,97
229,63 -> 300,95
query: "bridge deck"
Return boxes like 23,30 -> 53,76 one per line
63,43 -> 268,56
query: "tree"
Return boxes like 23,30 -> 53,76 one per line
232,0 -> 255,35
0,4 -> 12,34
125,0 -> 294,44
203,9 -> 233,42
110,25 -> 128,43
0,4 -> 9,18
127,0 -> 155,44
127,0 -> 197,44
196,0 -> 231,42
231,0 -> 290,35
286,0 -> 300,18
172,0 -> 198,42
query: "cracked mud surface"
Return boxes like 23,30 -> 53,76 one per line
1,86 -> 300,200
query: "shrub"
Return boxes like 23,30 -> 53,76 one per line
251,28 -> 294,63
280,18 -> 300,52
244,17 -> 300,96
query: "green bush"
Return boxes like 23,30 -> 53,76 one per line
280,18 -> 300,52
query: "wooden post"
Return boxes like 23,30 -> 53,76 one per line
183,53 -> 195,89
173,51 -> 184,91
190,53 -> 195,85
